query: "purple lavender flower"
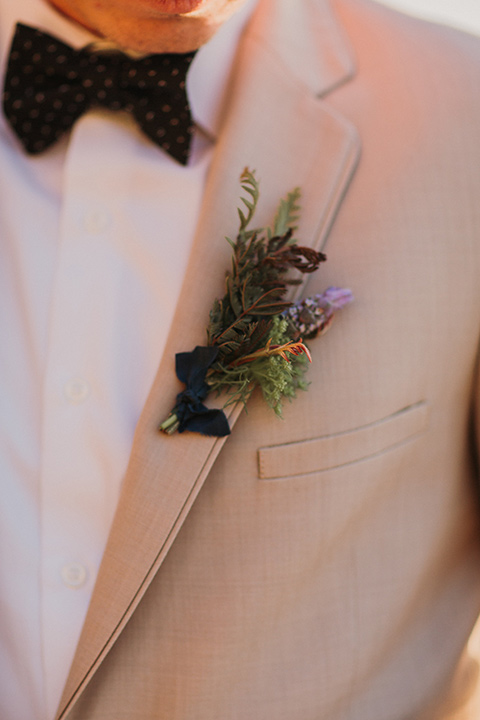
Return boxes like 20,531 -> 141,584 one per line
283,286 -> 353,339
316,287 -> 354,315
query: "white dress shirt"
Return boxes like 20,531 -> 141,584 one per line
0,1 -> 257,718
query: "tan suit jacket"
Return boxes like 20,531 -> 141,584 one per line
56,0 -> 480,718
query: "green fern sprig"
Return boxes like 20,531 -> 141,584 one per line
271,187 -> 301,238
237,167 -> 260,232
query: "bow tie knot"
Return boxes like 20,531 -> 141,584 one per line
3,23 -> 197,164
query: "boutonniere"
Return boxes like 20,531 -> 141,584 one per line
159,169 -> 352,437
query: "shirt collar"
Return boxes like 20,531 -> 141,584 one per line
188,0 -> 258,140
0,0 -> 259,141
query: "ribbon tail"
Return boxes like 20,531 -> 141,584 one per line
178,406 -> 230,437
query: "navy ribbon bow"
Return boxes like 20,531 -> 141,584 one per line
172,346 -> 230,436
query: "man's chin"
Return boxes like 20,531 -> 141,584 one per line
49,0 -> 246,53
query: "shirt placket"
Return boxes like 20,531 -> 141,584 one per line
39,115 -> 129,719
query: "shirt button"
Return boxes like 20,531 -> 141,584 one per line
83,208 -> 111,234
64,377 -> 90,404
61,562 -> 88,589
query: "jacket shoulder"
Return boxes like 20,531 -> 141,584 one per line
333,0 -> 480,102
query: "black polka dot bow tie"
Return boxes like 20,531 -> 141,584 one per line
2,23 -> 197,164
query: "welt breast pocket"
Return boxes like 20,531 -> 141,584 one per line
257,401 -> 430,481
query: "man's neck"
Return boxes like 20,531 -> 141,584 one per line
46,0 -> 252,53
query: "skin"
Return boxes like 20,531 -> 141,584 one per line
48,0 -> 251,53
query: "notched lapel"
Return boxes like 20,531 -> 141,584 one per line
57,2 -> 360,717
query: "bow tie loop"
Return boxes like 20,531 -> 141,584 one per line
2,23 -> 197,164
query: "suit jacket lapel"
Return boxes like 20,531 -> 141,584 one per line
57,1 -> 360,717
